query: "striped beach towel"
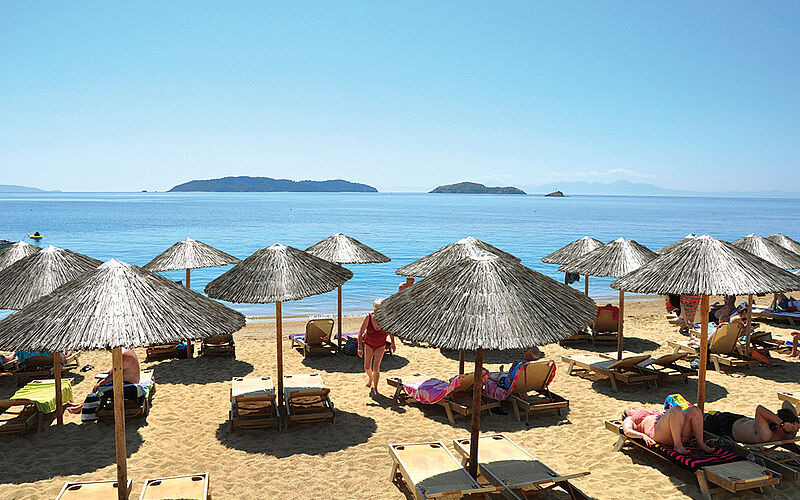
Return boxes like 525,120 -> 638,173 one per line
680,296 -> 701,324
81,379 -> 154,422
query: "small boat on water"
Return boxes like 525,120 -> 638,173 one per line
28,232 -> 43,240
0,239 -> 14,249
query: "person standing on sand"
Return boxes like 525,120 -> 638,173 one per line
358,299 -> 396,396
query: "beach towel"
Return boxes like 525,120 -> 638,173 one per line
664,394 -> 692,411
636,437 -> 739,471
597,304 -> 620,321
565,273 -> 580,285
81,378 -> 155,422
482,361 -> 556,401
12,379 -> 73,413
401,371 -> 487,405
680,296 -> 701,324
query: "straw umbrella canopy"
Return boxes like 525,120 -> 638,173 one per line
205,243 -> 352,411
559,238 -> 657,359
143,237 -> 240,289
656,233 -> 697,255
541,236 -> 604,295
768,233 -> 800,256
612,234 -> 800,410
375,253 -> 596,478
0,245 -> 102,310
0,259 -> 246,500
395,236 -> 520,278
0,241 -> 40,271
305,233 -> 390,348
731,234 -> 800,352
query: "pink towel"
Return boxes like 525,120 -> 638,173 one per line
402,375 -> 462,404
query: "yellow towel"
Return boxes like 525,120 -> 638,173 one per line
12,380 -> 73,413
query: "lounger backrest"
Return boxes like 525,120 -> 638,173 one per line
513,360 -> 556,394
204,333 -> 233,345
650,353 -> 687,366
608,355 -> 650,369
305,319 -> 335,345
710,323 -> 741,355
22,353 -> 54,370
594,307 -> 619,332
452,372 -> 475,394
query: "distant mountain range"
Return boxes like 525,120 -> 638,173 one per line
430,182 -> 525,194
169,176 -> 378,193
523,180 -> 800,198
0,184 -> 54,193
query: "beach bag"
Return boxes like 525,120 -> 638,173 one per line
342,337 -> 358,356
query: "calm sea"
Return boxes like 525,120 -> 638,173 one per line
2,192 -> 799,319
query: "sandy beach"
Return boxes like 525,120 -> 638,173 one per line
2,298 -> 799,499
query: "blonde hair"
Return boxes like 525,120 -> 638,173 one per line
373,298 -> 383,309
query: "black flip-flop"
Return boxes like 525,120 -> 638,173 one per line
80,364 -> 94,372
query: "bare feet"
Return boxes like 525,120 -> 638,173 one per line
699,443 -> 715,453
674,445 -> 689,454
65,403 -> 82,414
365,379 -> 372,387
370,387 -> 378,397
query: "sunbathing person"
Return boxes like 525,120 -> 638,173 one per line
489,347 -> 543,389
769,293 -> 800,311
66,347 -> 140,414
704,402 -> 800,443
623,406 -> 715,454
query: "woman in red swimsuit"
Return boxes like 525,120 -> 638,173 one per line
358,299 -> 396,396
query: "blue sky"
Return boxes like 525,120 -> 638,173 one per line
1,2 -> 798,192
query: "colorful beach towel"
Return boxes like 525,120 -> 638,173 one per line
664,394 -> 692,411
401,371 -> 488,404
12,379 -> 73,413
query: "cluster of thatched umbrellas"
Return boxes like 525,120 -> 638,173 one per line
0,230 -> 799,493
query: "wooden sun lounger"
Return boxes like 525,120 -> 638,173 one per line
283,373 -> 335,425
293,319 -> 337,357
559,330 -> 590,345
561,353 -> 657,392
145,342 -> 193,361
606,419 -> 780,500
752,307 -> 800,326
200,333 -> 235,358
452,434 -> 590,500
591,307 -> 619,344
56,479 -> 133,500
0,378 -> 73,434
139,473 -> 209,500
386,372 -> 500,424
506,360 -> 568,424
388,441 -> 496,500
603,351 -> 696,384
706,430 -> 800,481
96,370 -> 155,421
13,353 -> 58,386
230,377 -> 279,432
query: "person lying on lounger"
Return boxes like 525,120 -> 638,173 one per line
704,402 -> 800,444
623,406 -> 715,454
488,347 -> 544,389
66,347 -> 141,414
769,293 -> 800,312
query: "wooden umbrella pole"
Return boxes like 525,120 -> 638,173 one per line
584,275 -> 589,296
458,350 -> 465,375
111,347 -> 128,500
616,290 -> 625,360
185,268 -> 191,289
54,353 -> 63,425
745,294 -> 753,357
468,347 -> 484,479
276,301 -> 284,424
697,296 -> 710,411
337,284 -> 343,350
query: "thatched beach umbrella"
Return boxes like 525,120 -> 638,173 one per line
541,236 -> 604,295
612,235 -> 800,410
0,245 -> 102,310
656,233 -> 697,255
731,234 -> 800,353
768,233 -> 800,256
143,237 -> 239,289
0,241 -> 40,271
205,244 -> 352,410
375,253 -> 596,478
395,236 -> 520,278
305,233 -> 390,348
559,238 -> 657,359
0,259 -> 245,500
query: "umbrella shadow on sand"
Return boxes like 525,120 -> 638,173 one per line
586,378 -> 728,405
301,351 -> 409,374
148,357 -> 254,385
0,422 -> 143,482
215,409 -> 377,457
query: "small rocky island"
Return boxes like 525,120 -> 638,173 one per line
169,176 -> 377,193
546,190 -> 564,197
430,182 -> 525,194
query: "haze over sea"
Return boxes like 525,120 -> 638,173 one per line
2,192 -> 799,320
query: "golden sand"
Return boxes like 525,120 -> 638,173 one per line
1,299 -> 799,499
